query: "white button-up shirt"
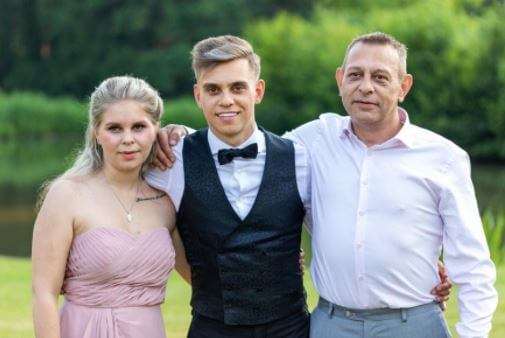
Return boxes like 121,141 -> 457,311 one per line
285,109 -> 497,338
145,127 -> 311,219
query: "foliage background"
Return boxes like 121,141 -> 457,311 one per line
1,0 -> 505,160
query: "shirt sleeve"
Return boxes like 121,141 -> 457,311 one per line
293,142 -> 312,232
440,151 -> 498,338
283,118 -> 322,149
144,142 -> 185,211
285,118 -> 324,232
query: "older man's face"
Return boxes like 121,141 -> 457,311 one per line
336,42 -> 412,134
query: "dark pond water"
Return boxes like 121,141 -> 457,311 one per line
1,138 -> 504,257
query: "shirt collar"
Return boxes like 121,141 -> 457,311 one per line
393,108 -> 414,148
341,116 -> 353,138
341,107 -> 414,148
208,127 -> 266,155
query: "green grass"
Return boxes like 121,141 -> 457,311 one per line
1,256 -> 503,337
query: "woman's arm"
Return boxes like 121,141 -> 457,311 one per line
32,180 -> 75,338
171,227 -> 191,284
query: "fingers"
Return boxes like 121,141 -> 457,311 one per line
431,280 -> 452,303
299,248 -> 305,276
151,157 -> 167,171
435,289 -> 451,298
168,126 -> 185,146
434,288 -> 450,303
431,281 -> 452,294
433,259 -> 452,304
156,126 -> 181,169
155,148 -> 172,170
437,260 -> 448,281
156,129 -> 172,169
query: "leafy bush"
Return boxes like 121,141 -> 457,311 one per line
0,92 -> 206,139
483,210 -> 505,265
2,1 -> 505,160
245,0 -> 505,159
162,96 -> 206,129
0,92 -> 87,138
0,0 -> 313,98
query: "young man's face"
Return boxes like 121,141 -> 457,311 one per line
336,42 -> 412,133
193,58 -> 265,146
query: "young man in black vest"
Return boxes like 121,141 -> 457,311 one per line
145,35 -> 311,337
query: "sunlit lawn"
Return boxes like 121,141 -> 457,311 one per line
1,255 -> 503,338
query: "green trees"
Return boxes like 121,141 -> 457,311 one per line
1,0 -> 504,159
0,0 -> 314,98
246,0 -> 505,159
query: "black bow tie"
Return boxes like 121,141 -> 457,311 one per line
217,143 -> 258,165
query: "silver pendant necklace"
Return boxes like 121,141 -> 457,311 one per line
105,179 -> 140,223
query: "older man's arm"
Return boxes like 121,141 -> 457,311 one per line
440,150 -> 498,338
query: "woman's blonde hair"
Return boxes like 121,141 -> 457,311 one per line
37,76 -> 163,207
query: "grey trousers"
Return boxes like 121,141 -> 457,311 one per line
310,298 -> 452,338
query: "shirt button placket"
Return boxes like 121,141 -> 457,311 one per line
355,149 -> 371,306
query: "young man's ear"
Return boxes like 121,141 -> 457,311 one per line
254,79 -> 266,104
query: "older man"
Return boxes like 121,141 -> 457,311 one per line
285,32 -> 497,338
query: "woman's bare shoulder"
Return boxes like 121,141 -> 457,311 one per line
42,175 -> 94,206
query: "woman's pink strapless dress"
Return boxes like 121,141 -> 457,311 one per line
60,227 -> 175,338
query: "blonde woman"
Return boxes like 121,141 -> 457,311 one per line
32,76 -> 189,338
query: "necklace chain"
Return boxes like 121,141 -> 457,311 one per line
105,178 -> 140,223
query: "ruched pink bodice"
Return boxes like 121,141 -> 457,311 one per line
60,227 -> 175,338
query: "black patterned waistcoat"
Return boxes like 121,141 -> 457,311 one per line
176,128 -> 306,325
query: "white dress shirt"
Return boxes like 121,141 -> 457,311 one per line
145,127 -> 311,220
285,109 -> 497,338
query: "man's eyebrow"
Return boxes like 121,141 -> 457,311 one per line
346,66 -> 362,72
372,68 -> 392,74
230,81 -> 248,86
202,82 -> 219,88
